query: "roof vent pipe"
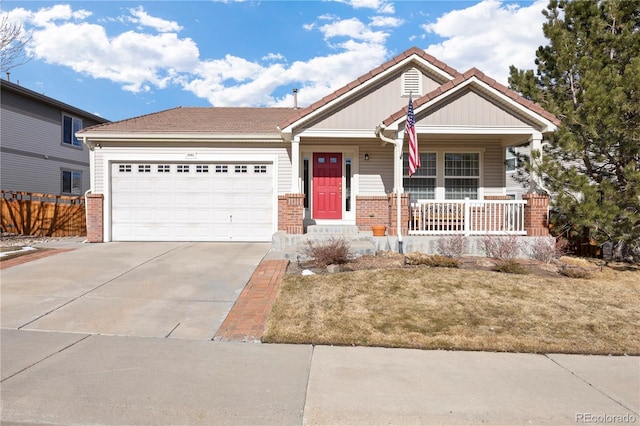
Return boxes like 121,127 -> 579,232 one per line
293,88 -> 298,109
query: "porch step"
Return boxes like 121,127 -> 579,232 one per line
270,230 -> 378,260
306,225 -> 360,235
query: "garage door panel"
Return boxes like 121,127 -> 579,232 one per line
192,194 -> 213,207
111,162 -> 273,242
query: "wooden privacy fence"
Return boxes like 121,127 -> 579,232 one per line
1,191 -> 87,237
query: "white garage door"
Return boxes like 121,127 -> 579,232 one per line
111,162 -> 273,241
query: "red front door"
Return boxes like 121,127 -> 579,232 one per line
313,153 -> 342,219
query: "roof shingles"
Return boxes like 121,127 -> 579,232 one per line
81,107 -> 296,135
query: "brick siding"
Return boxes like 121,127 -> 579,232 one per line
355,194 -> 409,236
86,193 -> 104,243
277,193 -> 305,234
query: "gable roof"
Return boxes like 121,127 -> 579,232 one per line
80,106 -> 295,136
382,67 -> 560,129
277,47 -> 462,131
78,47 -> 559,141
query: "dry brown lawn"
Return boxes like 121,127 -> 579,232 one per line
263,258 -> 640,355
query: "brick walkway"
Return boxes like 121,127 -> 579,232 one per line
214,259 -> 289,343
0,249 -> 74,270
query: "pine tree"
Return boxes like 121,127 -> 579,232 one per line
509,0 -> 640,260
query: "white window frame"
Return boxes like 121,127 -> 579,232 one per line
62,114 -> 83,148
403,150 -> 484,201
443,152 -> 481,200
403,152 -> 436,202
506,148 -> 519,173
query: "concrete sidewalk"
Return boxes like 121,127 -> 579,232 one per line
1,329 -> 638,425
2,242 -> 638,424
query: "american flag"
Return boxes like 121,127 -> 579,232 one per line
407,95 -> 420,177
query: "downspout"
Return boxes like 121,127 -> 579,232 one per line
81,136 -> 94,243
375,125 -> 404,254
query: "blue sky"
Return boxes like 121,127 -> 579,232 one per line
3,0 -> 548,122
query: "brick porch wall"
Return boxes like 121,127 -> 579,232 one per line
86,193 -> 104,243
355,196 -> 389,231
277,193 -> 305,234
355,194 -> 409,236
387,193 -> 409,236
523,193 -> 549,236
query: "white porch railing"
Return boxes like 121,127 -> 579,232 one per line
409,198 -> 527,236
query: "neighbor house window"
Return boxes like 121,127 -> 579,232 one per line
444,153 -> 479,199
62,114 -> 82,147
505,148 -> 524,172
403,153 -> 436,202
61,170 -> 82,195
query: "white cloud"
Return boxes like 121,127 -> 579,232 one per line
127,6 -> 182,33
21,5 -> 199,93
9,4 -> 390,107
369,16 -> 404,28
262,52 -> 285,62
422,0 -> 548,84
335,0 -> 395,14
319,17 -> 388,44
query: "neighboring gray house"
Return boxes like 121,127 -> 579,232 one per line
1,78 -> 109,196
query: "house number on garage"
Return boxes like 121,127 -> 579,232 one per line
185,152 -> 197,159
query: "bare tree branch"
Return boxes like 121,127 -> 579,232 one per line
1,15 -> 32,73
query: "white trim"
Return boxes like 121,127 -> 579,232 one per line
297,129 -> 378,138
415,126 -> 543,137
291,136 -> 301,193
100,150 -> 278,242
80,133 -> 283,143
402,148 -> 485,201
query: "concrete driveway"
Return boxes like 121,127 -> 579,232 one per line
1,241 -> 270,339
2,241 -> 638,425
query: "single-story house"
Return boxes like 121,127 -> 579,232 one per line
77,47 -> 558,244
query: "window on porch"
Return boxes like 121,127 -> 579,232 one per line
403,152 -> 480,201
444,153 -> 479,200
403,153 -> 436,202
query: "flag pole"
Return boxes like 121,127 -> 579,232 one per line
397,169 -> 403,254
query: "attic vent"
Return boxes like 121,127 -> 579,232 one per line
402,67 -> 422,96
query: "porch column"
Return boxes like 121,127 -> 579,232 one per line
86,193 -> 104,243
523,193 -> 549,236
393,137 -> 404,193
291,135 -> 301,193
529,132 -> 543,192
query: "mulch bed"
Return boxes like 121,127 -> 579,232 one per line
287,251 -> 564,278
